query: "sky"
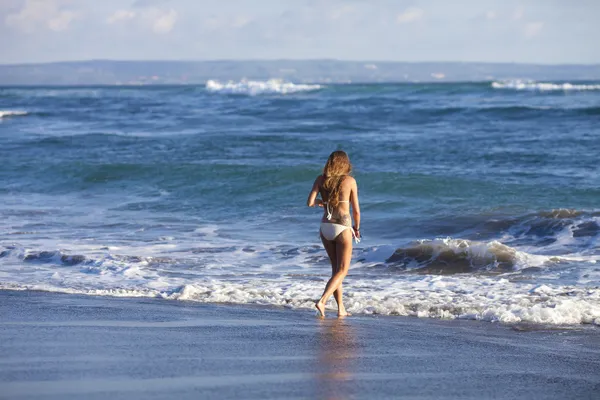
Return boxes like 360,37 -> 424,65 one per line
1,0 -> 599,65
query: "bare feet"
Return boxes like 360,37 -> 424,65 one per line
315,301 -> 325,318
338,310 -> 351,318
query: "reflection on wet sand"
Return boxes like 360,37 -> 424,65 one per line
315,319 -> 358,400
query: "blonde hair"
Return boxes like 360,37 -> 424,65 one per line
322,151 -> 352,208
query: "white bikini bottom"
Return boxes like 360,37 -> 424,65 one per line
320,222 -> 359,243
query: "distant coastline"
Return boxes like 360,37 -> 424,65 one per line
1,59 -> 599,85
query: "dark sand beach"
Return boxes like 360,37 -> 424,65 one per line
1,290 -> 599,399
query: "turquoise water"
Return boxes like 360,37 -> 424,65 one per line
1,81 -> 599,325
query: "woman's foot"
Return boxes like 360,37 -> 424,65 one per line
337,309 -> 351,318
315,301 -> 326,318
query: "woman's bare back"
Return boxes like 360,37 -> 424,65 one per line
319,175 -> 354,226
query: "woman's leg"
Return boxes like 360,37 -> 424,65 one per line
317,229 -> 353,317
318,233 -> 343,316
334,231 -> 352,317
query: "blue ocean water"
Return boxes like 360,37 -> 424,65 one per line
1,80 -> 599,325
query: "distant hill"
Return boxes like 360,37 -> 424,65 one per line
0,60 -> 599,85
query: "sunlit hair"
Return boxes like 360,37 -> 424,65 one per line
322,151 -> 352,208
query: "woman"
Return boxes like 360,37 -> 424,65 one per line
306,151 -> 361,318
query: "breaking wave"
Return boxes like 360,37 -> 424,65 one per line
477,209 -> 600,251
491,80 -> 600,91
385,238 -> 535,274
2,277 -> 599,326
2,208 -> 600,326
0,110 -> 28,118
205,79 -> 322,95
2,235 -> 600,326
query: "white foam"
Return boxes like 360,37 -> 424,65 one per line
205,79 -> 322,95
0,110 -> 28,118
491,80 -> 600,91
2,229 -> 600,326
3,88 -> 102,98
2,275 -> 599,326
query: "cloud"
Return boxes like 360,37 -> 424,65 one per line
106,7 -> 177,34
396,7 -> 423,24
231,15 -> 251,29
132,0 -> 171,7
152,9 -> 177,34
512,6 -> 524,20
485,10 -> 497,20
524,21 -> 543,38
202,14 -> 254,31
106,10 -> 136,24
47,9 -> 78,31
330,5 -> 356,21
5,0 -> 79,33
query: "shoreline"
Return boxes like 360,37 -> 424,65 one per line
2,286 -> 599,331
2,289 -> 599,399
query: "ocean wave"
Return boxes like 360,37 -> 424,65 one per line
2,276 -> 599,326
1,236 -> 600,326
205,79 -> 322,95
481,209 -> 600,251
23,250 -> 87,266
385,238 -> 548,273
421,105 -> 559,116
1,247 -> 177,271
491,80 -> 600,91
518,211 -> 599,236
0,88 -> 104,98
0,110 -> 28,118
406,105 -> 600,119
2,207 -> 600,328
538,209 -> 585,219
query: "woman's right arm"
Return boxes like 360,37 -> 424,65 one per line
350,178 -> 361,236
306,176 -> 323,207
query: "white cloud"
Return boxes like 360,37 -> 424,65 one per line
396,7 -> 424,24
105,7 -> 177,34
330,5 -> 355,21
152,9 -> 177,34
485,10 -> 497,20
524,21 -> 543,38
5,0 -> 79,33
512,6 -> 524,20
204,15 -> 222,31
132,0 -> 170,7
107,10 -> 137,25
231,15 -> 251,29
48,9 -> 78,31
202,14 -> 253,31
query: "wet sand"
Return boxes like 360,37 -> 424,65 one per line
1,290 -> 599,399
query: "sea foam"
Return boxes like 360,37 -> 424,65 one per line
491,80 -> 600,91
0,110 -> 28,118
2,275 -> 599,326
2,240 -> 600,326
205,79 -> 322,95
2,207 -> 600,327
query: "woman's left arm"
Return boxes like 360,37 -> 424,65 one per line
306,176 -> 323,207
350,177 -> 361,236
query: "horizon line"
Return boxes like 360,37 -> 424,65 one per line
1,59 -> 600,67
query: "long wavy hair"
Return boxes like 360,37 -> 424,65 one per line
322,151 -> 352,208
